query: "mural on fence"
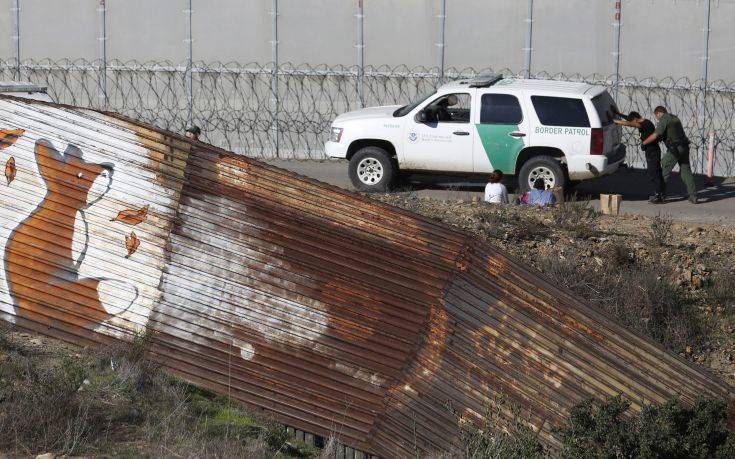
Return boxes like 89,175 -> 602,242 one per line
6,137 -> 124,328
0,124 -> 163,333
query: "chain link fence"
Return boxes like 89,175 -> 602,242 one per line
2,59 -> 734,176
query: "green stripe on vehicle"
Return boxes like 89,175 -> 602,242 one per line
475,124 -> 525,174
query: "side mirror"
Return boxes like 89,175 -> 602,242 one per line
415,110 -> 429,123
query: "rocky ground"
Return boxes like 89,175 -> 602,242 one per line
371,193 -> 735,384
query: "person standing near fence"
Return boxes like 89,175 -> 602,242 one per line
615,111 -> 664,203
185,125 -> 201,141
642,106 -> 697,204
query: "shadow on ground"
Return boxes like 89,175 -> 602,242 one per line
398,167 -> 735,204
573,167 -> 735,204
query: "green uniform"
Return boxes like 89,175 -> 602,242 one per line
655,113 -> 696,200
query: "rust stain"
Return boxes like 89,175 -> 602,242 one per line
486,254 -> 606,344
111,204 -> 149,225
562,315 -> 605,344
4,156 -> 15,185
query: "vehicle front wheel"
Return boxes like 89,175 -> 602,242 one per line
348,147 -> 396,192
517,155 -> 566,192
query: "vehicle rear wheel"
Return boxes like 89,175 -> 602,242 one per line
518,155 -> 566,192
348,147 -> 396,192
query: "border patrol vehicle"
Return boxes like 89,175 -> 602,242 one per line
325,75 -> 625,192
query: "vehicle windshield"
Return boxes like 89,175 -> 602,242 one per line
393,92 -> 436,117
592,91 -> 620,126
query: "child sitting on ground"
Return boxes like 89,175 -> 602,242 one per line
484,170 -> 509,204
521,178 -> 556,207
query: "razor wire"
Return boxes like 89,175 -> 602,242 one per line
1,58 -> 734,176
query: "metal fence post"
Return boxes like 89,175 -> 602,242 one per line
271,0 -> 280,158
612,0 -> 622,99
436,0 -> 446,86
184,0 -> 194,125
356,0 -> 364,109
11,0 -> 20,81
523,0 -> 534,79
98,0 -> 107,108
699,0 -> 712,173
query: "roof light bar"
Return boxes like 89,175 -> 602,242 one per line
468,74 -> 503,88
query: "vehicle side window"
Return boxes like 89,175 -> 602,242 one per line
531,96 -> 590,127
480,94 -> 523,124
424,93 -> 471,123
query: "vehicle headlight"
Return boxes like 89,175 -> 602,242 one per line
330,127 -> 344,143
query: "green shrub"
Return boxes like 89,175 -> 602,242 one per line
556,396 -> 735,459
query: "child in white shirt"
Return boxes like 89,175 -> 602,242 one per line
484,170 -> 509,204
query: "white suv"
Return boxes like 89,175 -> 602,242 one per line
325,75 -> 626,192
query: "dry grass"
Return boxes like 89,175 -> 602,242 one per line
647,213 -> 674,247
549,196 -> 601,240
540,250 -> 708,352
427,400 -> 545,459
0,332 -> 320,458
706,269 -> 735,309
319,435 -> 339,459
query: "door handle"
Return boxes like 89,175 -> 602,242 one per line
453,131 -> 470,136
508,131 -> 526,138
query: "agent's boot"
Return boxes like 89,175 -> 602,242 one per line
649,193 -> 664,204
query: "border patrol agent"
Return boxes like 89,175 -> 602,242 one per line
615,111 -> 664,203
642,106 -> 697,204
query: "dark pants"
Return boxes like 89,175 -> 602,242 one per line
644,148 -> 664,195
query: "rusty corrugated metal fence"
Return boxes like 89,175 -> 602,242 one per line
0,96 -> 731,456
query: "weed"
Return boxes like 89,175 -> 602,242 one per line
550,196 -> 600,239
706,269 -> 735,310
647,213 -> 674,247
319,435 -> 339,459
285,439 -> 322,458
472,205 -> 551,242
430,398 -> 545,459
600,241 -> 636,267
0,354 -> 99,455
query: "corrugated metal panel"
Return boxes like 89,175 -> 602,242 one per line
0,95 -> 732,457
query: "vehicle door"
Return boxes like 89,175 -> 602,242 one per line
402,91 -> 475,172
472,91 -> 530,174
590,90 -> 624,155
